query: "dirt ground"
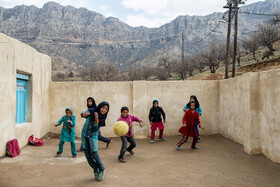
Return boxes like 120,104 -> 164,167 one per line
1,135 -> 280,187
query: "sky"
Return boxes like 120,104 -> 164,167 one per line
0,0 -> 265,28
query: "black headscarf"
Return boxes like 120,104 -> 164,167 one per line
187,95 -> 200,109
88,101 -> 110,127
87,97 -> 97,109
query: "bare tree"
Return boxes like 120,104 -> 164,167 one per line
185,57 -> 196,77
202,43 -> 226,74
141,66 -> 151,80
257,24 -> 279,59
173,58 -> 187,80
151,67 -> 169,80
242,34 -> 260,61
194,54 -> 207,73
84,62 -> 119,81
158,57 -> 174,77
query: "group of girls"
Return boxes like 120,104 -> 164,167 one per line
53,95 -> 203,181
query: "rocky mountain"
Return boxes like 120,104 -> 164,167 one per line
0,0 -> 279,75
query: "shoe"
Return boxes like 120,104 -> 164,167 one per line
55,153 -> 61,157
159,137 -> 167,141
127,150 -> 134,155
176,146 -> 180,151
150,140 -> 154,143
119,158 -> 127,162
97,169 -> 105,181
197,139 -> 200,143
94,169 -> 99,181
192,147 -> 199,149
72,154 -> 77,158
106,139 -> 112,148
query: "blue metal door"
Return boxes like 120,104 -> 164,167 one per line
15,77 -> 28,124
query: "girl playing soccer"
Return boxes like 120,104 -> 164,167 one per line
80,101 -> 109,181
183,95 -> 202,142
177,101 -> 204,150
148,100 -> 166,143
54,107 -> 77,157
117,106 -> 143,162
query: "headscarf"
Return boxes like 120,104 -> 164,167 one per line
87,97 -> 97,109
152,100 -> 159,121
89,101 -> 110,127
65,107 -> 73,115
187,95 -> 200,109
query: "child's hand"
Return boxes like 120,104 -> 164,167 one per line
94,112 -> 98,121
200,125 -> 204,130
54,124 -> 58,127
150,122 -> 153,125
183,123 -> 187,126
163,120 -> 166,123
67,120 -> 71,123
139,121 -> 144,127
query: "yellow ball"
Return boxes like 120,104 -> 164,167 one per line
113,121 -> 129,136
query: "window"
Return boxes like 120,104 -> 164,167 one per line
15,73 -> 30,124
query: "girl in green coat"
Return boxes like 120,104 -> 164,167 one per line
54,107 -> 77,157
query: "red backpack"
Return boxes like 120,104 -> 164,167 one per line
29,135 -> 45,146
6,139 -> 20,157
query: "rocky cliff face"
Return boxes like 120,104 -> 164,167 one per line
0,0 -> 279,73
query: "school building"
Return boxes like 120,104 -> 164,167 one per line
1,33 -> 280,164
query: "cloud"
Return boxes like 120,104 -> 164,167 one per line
124,14 -> 171,27
121,0 -> 265,27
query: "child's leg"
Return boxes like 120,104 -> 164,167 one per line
119,137 -> 128,160
176,136 -> 189,147
126,136 -> 136,152
151,129 -> 156,140
194,121 -> 200,140
191,136 -> 198,148
159,129 -> 164,139
57,141 -> 64,154
92,151 -> 105,171
98,129 -> 111,143
70,142 -> 77,155
84,149 -> 98,170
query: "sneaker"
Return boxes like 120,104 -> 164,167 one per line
159,137 -> 167,141
176,146 -> 180,151
150,140 -> 154,143
72,154 -> 77,158
192,147 -> 199,149
106,139 -> 112,148
94,169 -> 99,180
119,158 -> 127,163
127,150 -> 134,155
97,169 -> 105,181
55,153 -> 61,157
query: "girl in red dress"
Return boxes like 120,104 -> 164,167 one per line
176,101 -> 204,150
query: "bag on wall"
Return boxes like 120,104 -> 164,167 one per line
29,135 -> 45,146
6,139 -> 20,157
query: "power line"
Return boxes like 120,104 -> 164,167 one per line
238,11 -> 278,17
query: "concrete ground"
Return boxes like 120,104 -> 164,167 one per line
1,135 -> 280,187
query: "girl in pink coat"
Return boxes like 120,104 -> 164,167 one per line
117,106 -> 143,162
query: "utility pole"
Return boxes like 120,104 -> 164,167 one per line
224,3 -> 232,79
232,0 -> 239,78
182,33 -> 185,80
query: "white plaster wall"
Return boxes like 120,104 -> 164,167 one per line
0,34 -> 51,156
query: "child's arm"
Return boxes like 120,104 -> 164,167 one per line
197,106 -> 202,116
182,111 -> 188,126
161,107 -> 166,123
183,105 -> 188,112
68,116 -> 76,127
196,113 -> 204,130
80,110 -> 90,118
55,116 -> 64,127
132,115 -> 144,127
148,108 -> 153,125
